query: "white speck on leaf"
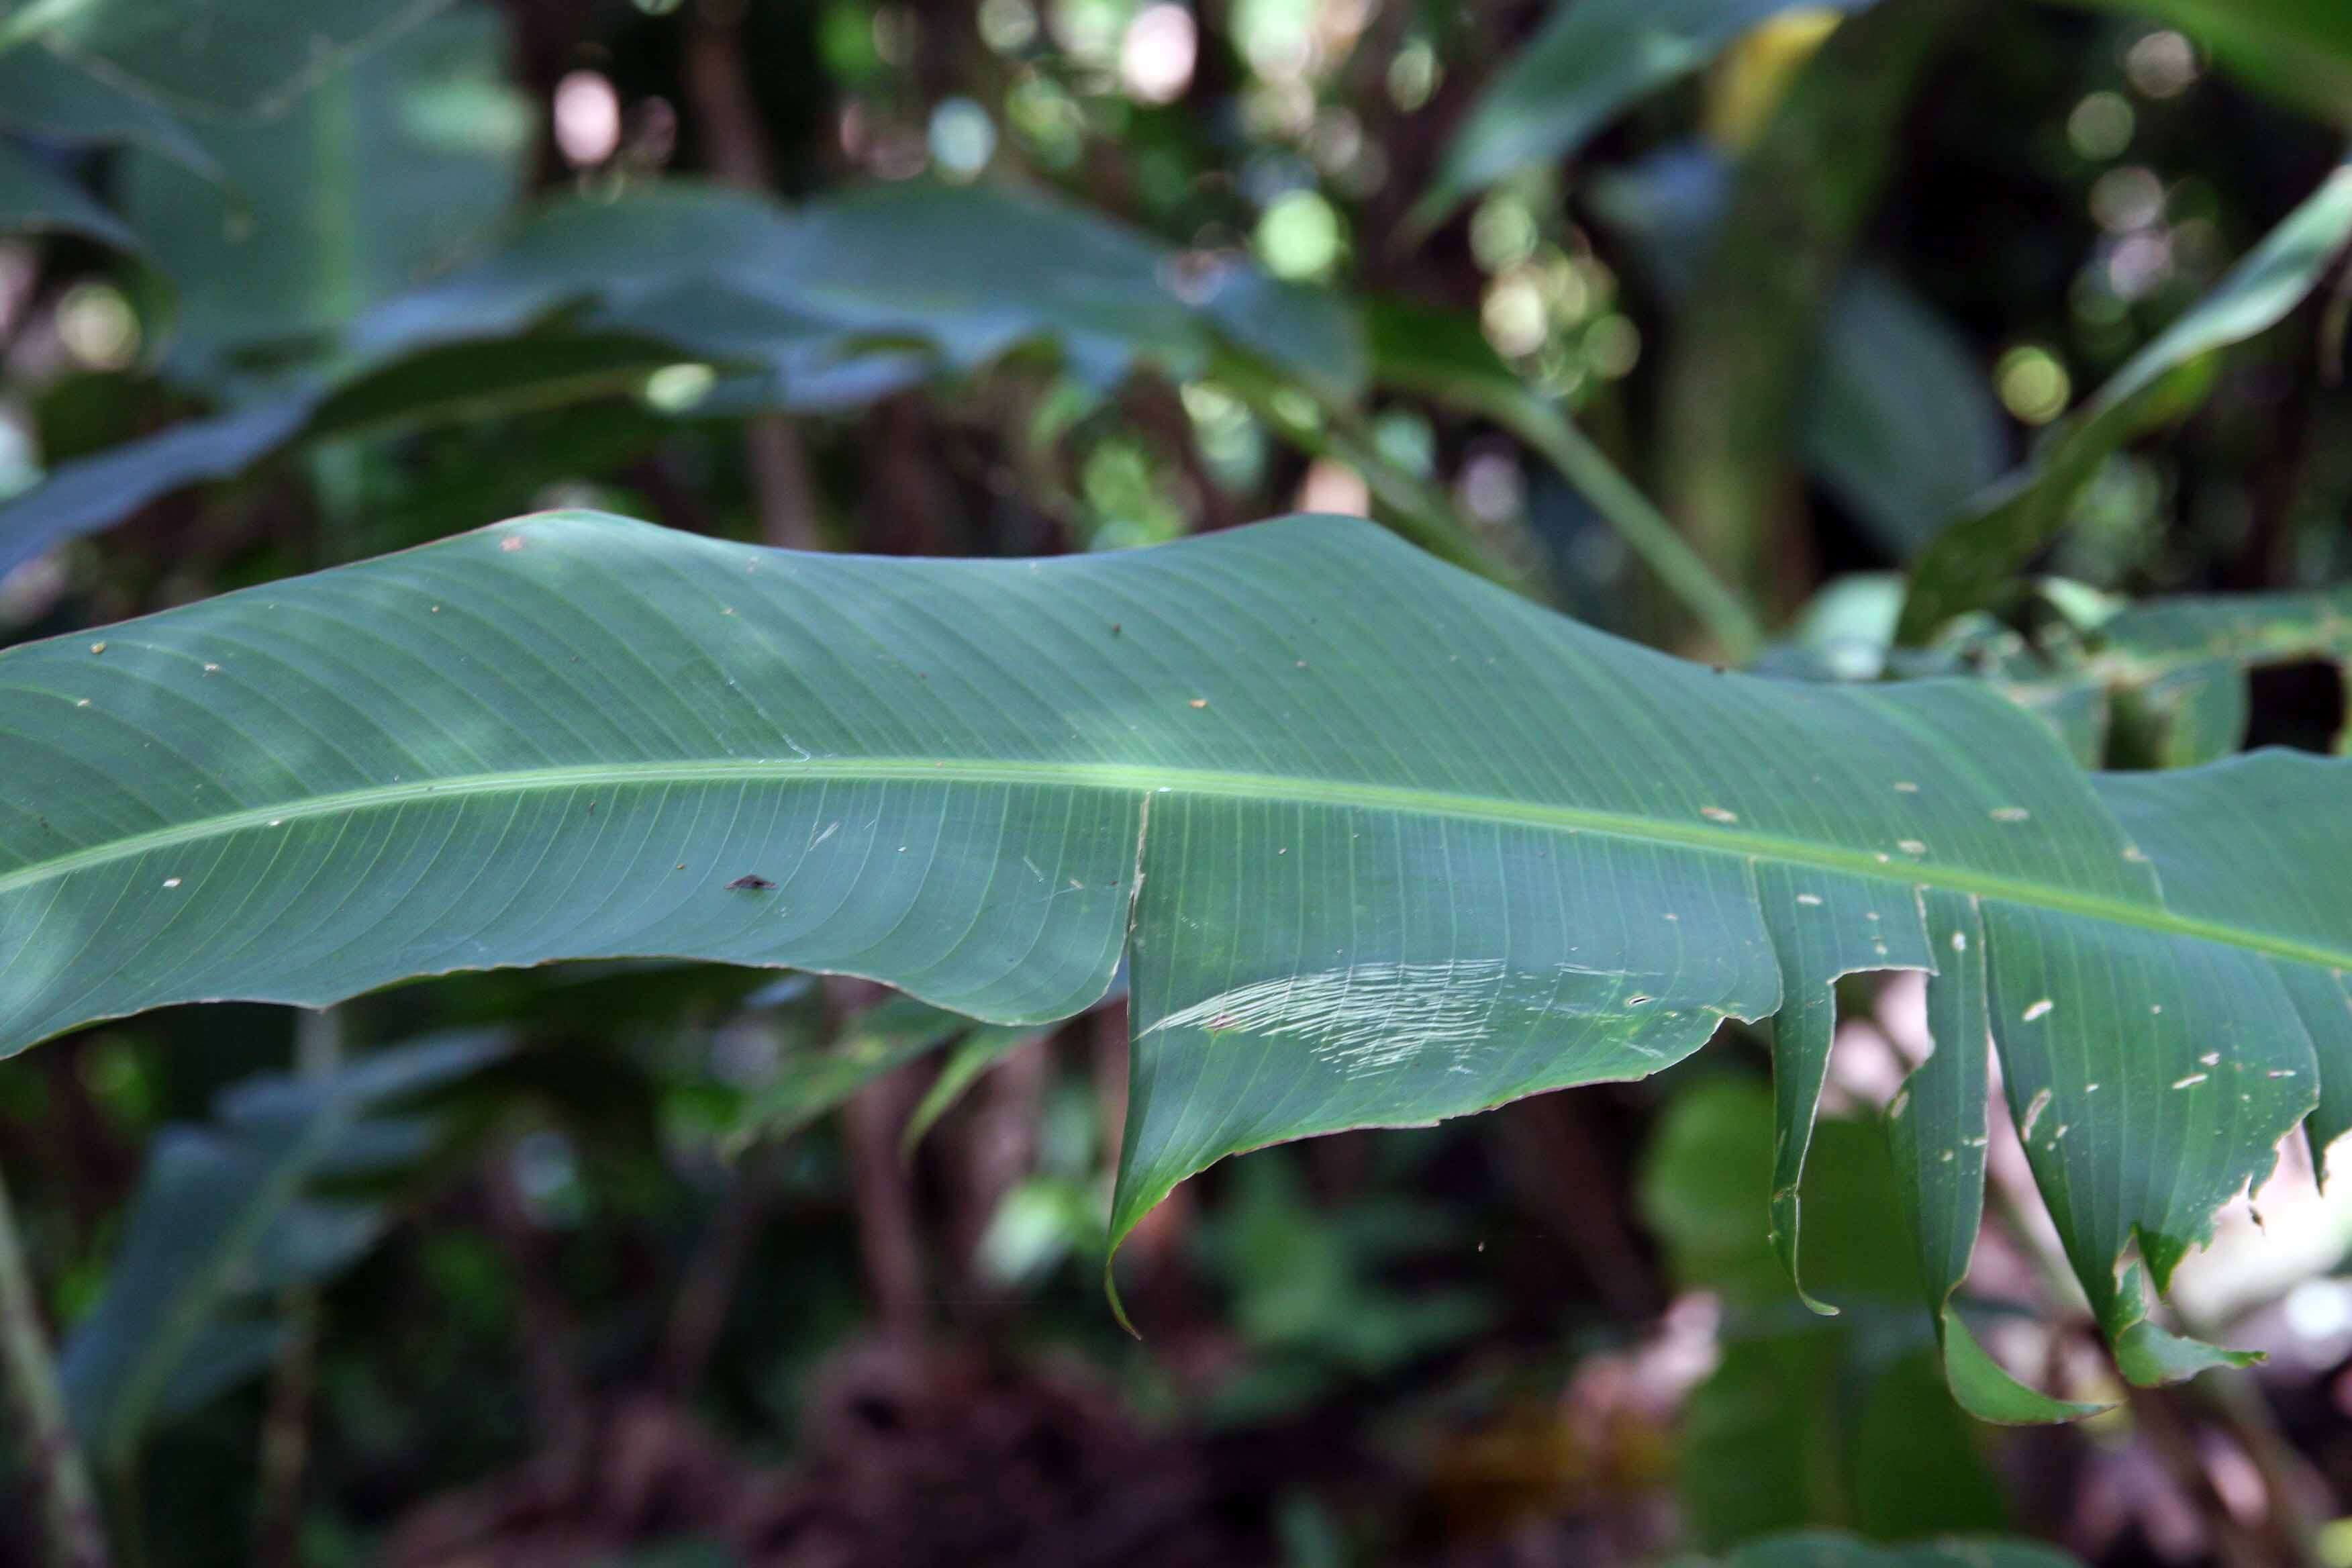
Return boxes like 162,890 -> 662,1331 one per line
89,641 -> 105,654
2173,1073 -> 2208,1089
1893,781 -> 1919,793
2200,1052 -> 2220,1065
162,877 -> 181,889
1990,807 -> 2030,822
1796,893 -> 1823,906
1950,930 -> 1968,952
2020,1088 -> 2052,1139
2022,999 -> 2053,1022
1897,839 -> 1927,856
1700,806 -> 1738,824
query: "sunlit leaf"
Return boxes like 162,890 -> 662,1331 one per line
121,5 -> 528,374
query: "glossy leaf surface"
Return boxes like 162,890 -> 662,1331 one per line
3,513 -> 2348,1410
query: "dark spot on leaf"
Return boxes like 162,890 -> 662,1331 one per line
726,875 -> 776,891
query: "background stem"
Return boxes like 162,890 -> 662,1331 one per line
0,1163 -> 111,1568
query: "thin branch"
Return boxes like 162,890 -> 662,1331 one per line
0,1163 -> 110,1568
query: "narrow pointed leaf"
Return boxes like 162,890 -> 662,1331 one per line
902,1023 -> 1050,1159
1412,0 -> 1879,229
1899,163 -> 2352,643
4,513 -> 2349,1407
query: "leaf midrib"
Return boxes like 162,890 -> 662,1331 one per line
5,755 -> 2343,971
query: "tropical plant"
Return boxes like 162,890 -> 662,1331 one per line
4,0 -> 2352,1563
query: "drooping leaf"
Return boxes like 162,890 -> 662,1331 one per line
1412,0 -> 1880,229
1898,162 -> 2352,644
0,394 -> 315,577
0,0 -> 462,121
0,177 -> 1361,569
60,1029 -> 506,1468
3,513 -> 2347,1409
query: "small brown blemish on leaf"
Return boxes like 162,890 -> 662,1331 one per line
1189,698 -> 1208,709
89,641 -> 106,654
726,875 -> 776,891
1111,623 -> 1122,636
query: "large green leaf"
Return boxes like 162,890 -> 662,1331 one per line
0,0 -> 460,120
1897,162 -> 2352,644
3,513 -> 2349,1410
121,4 -> 529,373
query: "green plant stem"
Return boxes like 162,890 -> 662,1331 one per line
0,1163 -> 111,1568
1216,352 -> 1537,595
1656,0 -> 1966,614
1468,384 -> 1767,663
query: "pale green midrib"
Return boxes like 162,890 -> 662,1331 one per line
4,755 -> 2345,970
